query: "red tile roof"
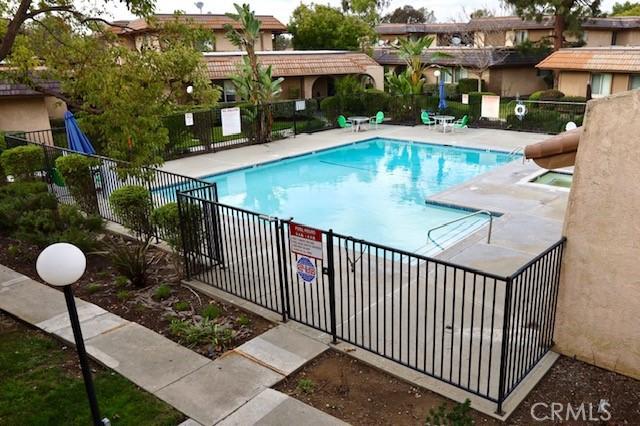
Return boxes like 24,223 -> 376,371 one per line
536,47 -> 640,72
203,51 -> 380,79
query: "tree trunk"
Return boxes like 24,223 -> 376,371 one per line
0,0 -> 32,61
553,13 -> 565,51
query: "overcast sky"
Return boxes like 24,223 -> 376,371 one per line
105,0 -> 619,24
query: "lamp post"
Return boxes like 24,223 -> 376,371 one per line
186,85 -> 194,95
36,243 -> 107,426
434,69 -> 441,85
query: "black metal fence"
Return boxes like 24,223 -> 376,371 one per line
177,188 -> 565,413
4,132 -> 214,239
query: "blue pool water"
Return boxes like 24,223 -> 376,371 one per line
203,138 -> 514,253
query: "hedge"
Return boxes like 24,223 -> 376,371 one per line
457,78 -> 485,94
0,145 -> 44,181
56,154 -> 100,214
109,185 -> 153,237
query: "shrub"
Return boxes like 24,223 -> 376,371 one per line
457,78 -> 485,94
109,185 -> 153,238
0,182 -> 55,232
169,318 -> 234,350
297,378 -> 315,394
236,314 -> 250,326
529,89 -> 564,101
153,283 -> 172,301
107,241 -> 151,288
0,145 -> 44,181
505,110 -> 584,134
425,399 -> 473,426
174,300 -> 190,311
201,304 -> 221,321
55,154 -> 100,214
320,96 -> 341,124
151,203 -> 181,250
561,96 -> 587,103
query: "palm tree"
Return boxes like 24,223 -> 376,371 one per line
225,3 -> 282,143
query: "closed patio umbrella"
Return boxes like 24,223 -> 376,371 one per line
64,111 -> 96,155
438,78 -> 447,111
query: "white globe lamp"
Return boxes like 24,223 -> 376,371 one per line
434,70 -> 441,78
186,85 -> 194,95
36,243 -> 86,287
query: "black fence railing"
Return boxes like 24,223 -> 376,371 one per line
3,133 -> 215,240
176,187 -> 565,413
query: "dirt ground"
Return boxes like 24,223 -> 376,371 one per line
0,234 -> 273,359
275,349 -> 640,425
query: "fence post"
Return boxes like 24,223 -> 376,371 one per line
293,100 -> 297,137
326,229 -> 338,344
275,220 -> 290,322
496,275 -> 514,415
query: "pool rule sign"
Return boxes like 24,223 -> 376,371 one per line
289,223 -> 323,283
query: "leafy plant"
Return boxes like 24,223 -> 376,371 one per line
173,300 -> 190,312
86,283 -> 101,294
201,304 -> 221,321
107,241 -> 151,288
114,275 -> 130,288
236,314 -> 250,327
424,399 -> 473,426
109,185 -> 153,239
297,378 -> 315,394
153,284 -> 172,301
0,145 -> 44,182
116,290 -> 132,301
55,154 -> 100,214
169,318 -> 235,350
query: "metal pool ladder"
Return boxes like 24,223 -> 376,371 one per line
427,210 -> 494,248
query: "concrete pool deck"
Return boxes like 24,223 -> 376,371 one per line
162,125 -> 568,277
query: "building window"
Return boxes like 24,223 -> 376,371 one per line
629,75 -> 640,90
442,67 -> 468,84
223,80 -> 236,102
591,73 -> 612,98
515,30 -> 529,44
612,31 -> 618,46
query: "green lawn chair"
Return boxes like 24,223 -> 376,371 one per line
450,115 -> 469,132
421,111 -> 435,128
337,115 -> 352,130
369,111 -> 384,129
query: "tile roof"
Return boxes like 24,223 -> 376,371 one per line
536,47 -> 640,72
373,48 -> 548,68
376,23 -> 464,35
582,17 -> 640,29
0,80 -> 60,97
112,14 -> 286,34
203,51 -> 380,79
467,16 -> 555,31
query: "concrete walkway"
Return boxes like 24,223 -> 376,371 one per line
0,264 -> 341,426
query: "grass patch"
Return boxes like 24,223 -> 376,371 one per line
86,283 -> 101,294
173,300 -> 190,312
116,290 -> 131,301
0,317 -> 183,425
236,314 -> 250,327
200,304 -> 221,321
153,284 -> 171,301
297,378 -> 315,394
114,276 -> 129,288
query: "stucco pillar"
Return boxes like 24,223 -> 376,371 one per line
364,64 -> 385,91
555,90 -> 640,380
302,76 -> 319,99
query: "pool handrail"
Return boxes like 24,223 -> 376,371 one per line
427,209 -> 494,247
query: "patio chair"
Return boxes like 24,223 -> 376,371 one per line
369,111 -> 384,129
421,111 -> 435,128
448,115 -> 469,132
337,115 -> 352,130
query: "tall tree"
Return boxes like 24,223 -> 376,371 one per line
2,9 -> 219,167
0,0 -> 155,62
381,6 -> 436,24
469,8 -> 495,19
341,0 -> 390,25
288,4 -> 375,51
225,3 -> 283,144
503,0 -> 602,50
611,1 -> 640,15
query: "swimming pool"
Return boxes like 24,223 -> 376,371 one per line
201,138 -> 515,253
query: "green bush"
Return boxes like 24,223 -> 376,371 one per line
0,182 -> 54,232
151,203 -> 181,249
109,185 -> 153,238
529,89 -> 564,101
561,96 -> 587,103
55,154 -> 100,214
153,284 -> 172,301
0,145 -> 44,181
201,304 -> 221,321
457,78 -> 485,94
320,96 -> 341,124
506,110 -> 584,134
107,241 -> 151,288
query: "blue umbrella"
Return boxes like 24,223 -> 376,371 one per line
438,78 -> 447,111
64,111 -> 96,155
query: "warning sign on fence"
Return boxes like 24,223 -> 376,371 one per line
296,256 -> 316,283
289,223 -> 323,260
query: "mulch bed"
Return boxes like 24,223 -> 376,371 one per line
0,233 -> 273,359
275,349 -> 640,425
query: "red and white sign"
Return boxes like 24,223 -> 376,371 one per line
289,223 -> 323,260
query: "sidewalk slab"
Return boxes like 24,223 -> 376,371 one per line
0,279 -> 69,324
36,302 -> 108,333
86,322 -> 210,393
155,351 -> 283,426
235,324 -> 327,375
50,312 -> 129,343
0,265 -> 30,287
219,389 -> 347,426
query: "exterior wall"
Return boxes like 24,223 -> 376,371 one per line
584,30 -> 613,47
261,32 -> 273,51
214,30 -> 274,51
279,77 -> 304,99
479,30 -> 506,47
611,73 -> 630,93
0,97 -> 51,132
614,29 -> 640,46
555,90 -> 640,380
364,65 -> 385,91
557,71 -> 590,96
494,67 -> 550,97
44,96 -> 67,120
528,29 -> 553,43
